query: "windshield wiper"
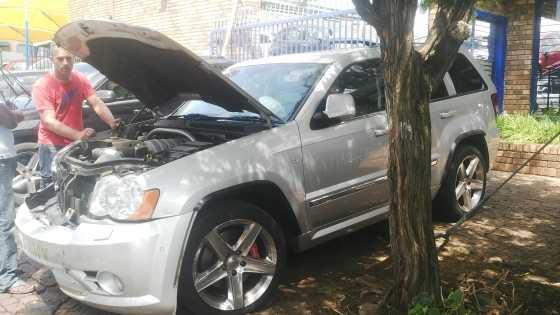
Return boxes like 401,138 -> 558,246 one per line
170,113 -> 219,121
219,115 -> 266,122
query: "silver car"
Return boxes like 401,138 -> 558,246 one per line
15,20 -> 498,315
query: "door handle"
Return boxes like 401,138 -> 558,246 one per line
439,110 -> 456,119
374,129 -> 388,137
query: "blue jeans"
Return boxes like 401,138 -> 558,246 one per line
0,158 -> 17,291
39,144 -> 62,189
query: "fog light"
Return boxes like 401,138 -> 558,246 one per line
96,271 -> 124,295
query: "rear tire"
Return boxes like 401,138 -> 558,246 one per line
438,145 -> 487,220
177,200 -> 286,315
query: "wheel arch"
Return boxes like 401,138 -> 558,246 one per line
194,181 -> 303,248
442,130 -> 489,182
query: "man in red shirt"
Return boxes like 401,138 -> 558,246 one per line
33,46 -> 119,187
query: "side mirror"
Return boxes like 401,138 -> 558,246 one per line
324,94 -> 356,119
96,90 -> 116,102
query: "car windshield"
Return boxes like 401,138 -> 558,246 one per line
173,63 -> 325,121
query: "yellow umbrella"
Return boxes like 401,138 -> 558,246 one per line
0,0 -> 68,43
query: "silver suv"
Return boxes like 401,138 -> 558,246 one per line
15,21 -> 498,315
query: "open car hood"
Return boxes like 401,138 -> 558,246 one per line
54,20 -> 279,123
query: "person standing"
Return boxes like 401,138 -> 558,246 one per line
33,46 -> 119,187
0,103 -> 35,293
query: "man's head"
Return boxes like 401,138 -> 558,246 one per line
52,46 -> 74,81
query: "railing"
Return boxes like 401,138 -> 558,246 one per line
537,18 -> 560,111
537,66 -> 560,111
210,9 -> 379,63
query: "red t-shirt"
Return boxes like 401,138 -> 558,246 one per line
33,71 -> 95,146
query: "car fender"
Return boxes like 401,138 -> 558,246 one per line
433,110 -> 489,186
141,121 -> 307,230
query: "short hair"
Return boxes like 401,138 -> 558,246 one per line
52,45 -> 72,58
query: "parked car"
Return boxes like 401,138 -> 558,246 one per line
540,32 -> 560,74
0,69 -> 46,101
15,20 -> 498,315
270,25 -> 334,56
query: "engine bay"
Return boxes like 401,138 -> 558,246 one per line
77,136 -> 213,166
25,105 -> 274,225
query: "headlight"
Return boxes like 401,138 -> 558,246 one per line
89,174 -> 159,221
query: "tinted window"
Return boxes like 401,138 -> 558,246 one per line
99,80 -> 135,101
448,54 -> 485,94
329,59 -> 385,118
430,79 -> 448,100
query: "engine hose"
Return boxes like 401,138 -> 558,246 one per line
146,128 -> 196,141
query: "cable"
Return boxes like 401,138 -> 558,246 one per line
436,127 -> 560,249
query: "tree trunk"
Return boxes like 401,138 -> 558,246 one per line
351,1 -> 475,312
377,6 -> 440,314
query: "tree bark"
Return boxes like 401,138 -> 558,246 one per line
377,2 -> 439,312
352,0 -> 475,313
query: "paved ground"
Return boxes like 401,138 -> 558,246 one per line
2,171 -> 559,314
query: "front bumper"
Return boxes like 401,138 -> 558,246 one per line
15,202 -> 194,315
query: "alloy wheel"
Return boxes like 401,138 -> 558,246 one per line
192,219 -> 277,311
12,150 -> 40,198
454,154 -> 485,212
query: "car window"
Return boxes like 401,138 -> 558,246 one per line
99,80 -> 135,101
448,54 -> 486,94
430,79 -> 448,100
320,59 -> 385,120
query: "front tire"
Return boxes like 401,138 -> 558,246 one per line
439,145 -> 487,219
177,200 -> 286,315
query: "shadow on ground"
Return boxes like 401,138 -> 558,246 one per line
3,172 -> 559,314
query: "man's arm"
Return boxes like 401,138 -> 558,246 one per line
39,109 -> 92,140
86,94 -> 119,129
0,104 -> 23,129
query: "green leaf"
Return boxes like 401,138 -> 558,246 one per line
445,290 -> 463,309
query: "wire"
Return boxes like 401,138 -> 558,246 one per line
436,127 -> 560,249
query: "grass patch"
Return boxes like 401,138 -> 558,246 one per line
496,111 -> 560,144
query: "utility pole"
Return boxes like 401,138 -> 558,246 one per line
222,0 -> 241,58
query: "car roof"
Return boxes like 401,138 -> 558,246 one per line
232,46 -> 477,67
232,48 -> 382,68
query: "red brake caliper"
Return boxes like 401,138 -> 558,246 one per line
248,243 -> 261,258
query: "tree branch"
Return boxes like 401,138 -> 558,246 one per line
418,0 -> 476,86
352,0 -> 385,32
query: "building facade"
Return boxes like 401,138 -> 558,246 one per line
68,0 -> 560,113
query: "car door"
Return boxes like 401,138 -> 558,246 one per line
83,79 -> 145,131
429,54 -> 490,188
430,54 -> 488,151
301,59 -> 389,229
429,74 -> 453,155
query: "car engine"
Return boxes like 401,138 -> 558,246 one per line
25,123 -> 216,225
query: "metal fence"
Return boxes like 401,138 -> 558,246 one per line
465,19 -> 494,78
537,18 -> 560,111
210,9 -> 379,63
537,68 -> 560,111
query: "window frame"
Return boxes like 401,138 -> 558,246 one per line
98,79 -> 135,101
430,73 -> 454,103
446,53 -> 488,97
310,58 -> 386,130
